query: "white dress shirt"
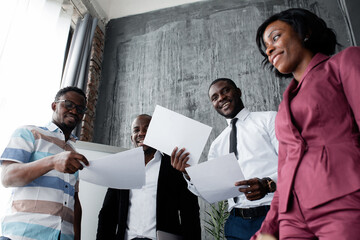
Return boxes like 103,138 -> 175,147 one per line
188,108 -> 278,211
125,151 -> 162,240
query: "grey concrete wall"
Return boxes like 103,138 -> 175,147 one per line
93,0 -> 354,239
343,0 -> 360,45
94,0 -> 352,149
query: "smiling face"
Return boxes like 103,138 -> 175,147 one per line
263,20 -> 313,80
131,115 -> 152,151
209,80 -> 244,119
52,91 -> 86,135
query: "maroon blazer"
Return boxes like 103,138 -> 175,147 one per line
255,47 -> 360,237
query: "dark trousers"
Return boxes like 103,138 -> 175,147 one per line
0,237 -> 12,240
224,210 -> 268,240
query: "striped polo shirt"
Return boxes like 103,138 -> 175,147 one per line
0,123 -> 79,240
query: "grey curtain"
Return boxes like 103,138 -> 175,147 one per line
61,13 -> 98,90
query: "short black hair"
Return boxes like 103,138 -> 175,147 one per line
137,114 -> 152,119
54,86 -> 87,102
208,78 -> 238,94
256,8 -> 338,78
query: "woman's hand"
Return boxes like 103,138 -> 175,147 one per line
257,233 -> 277,240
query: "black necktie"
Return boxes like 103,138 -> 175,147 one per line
230,118 -> 238,203
229,118 -> 238,158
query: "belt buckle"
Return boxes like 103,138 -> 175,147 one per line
239,208 -> 252,220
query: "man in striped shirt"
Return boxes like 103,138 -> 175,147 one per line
0,86 -> 89,240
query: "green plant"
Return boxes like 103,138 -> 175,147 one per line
204,200 -> 230,240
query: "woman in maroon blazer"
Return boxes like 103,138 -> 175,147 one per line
252,8 -> 360,240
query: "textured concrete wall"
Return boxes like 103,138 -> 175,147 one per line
93,0 -> 354,239
94,0 -> 351,150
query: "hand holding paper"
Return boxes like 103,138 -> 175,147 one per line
79,147 -> 145,189
170,147 -> 191,173
143,105 -> 212,165
186,153 -> 245,203
235,178 -> 269,201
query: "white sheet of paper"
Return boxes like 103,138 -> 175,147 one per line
79,147 -> 145,189
143,105 -> 212,165
186,153 -> 245,204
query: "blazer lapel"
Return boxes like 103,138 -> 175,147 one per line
282,80 -> 305,145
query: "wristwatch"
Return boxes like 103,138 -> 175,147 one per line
262,177 -> 276,193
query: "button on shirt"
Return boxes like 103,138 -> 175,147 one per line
188,108 -> 278,210
0,123 -> 79,240
126,151 -> 162,240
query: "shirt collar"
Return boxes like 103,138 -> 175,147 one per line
147,150 -> 162,165
154,150 -> 162,161
291,52 -> 330,91
46,122 -> 60,132
226,108 -> 250,126
45,122 -> 78,141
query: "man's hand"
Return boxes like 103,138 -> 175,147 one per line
52,151 -> 89,174
170,147 -> 190,173
235,178 -> 268,201
1,151 -> 89,187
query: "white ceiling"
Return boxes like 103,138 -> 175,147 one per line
90,0 -> 203,21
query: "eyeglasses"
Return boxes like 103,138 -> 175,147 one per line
55,99 -> 87,114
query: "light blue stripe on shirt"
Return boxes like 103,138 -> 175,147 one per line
2,221 -> 72,240
31,151 -> 53,162
12,128 -> 35,142
1,148 -> 32,162
60,232 -> 74,240
25,175 -> 76,196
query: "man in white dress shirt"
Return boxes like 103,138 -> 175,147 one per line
97,114 -> 201,240
171,78 -> 278,240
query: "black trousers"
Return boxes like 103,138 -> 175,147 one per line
0,237 -> 12,240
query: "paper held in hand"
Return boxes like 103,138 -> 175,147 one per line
143,105 -> 212,165
79,147 -> 145,189
186,153 -> 245,204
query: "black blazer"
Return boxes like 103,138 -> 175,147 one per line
96,154 -> 201,240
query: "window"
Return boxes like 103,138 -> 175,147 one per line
0,0 -> 74,230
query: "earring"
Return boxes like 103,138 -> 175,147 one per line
304,37 -> 309,42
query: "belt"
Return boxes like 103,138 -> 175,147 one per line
231,205 -> 270,219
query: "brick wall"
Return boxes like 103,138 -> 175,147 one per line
80,25 -> 104,141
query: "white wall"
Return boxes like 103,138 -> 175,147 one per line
74,141 -> 125,240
